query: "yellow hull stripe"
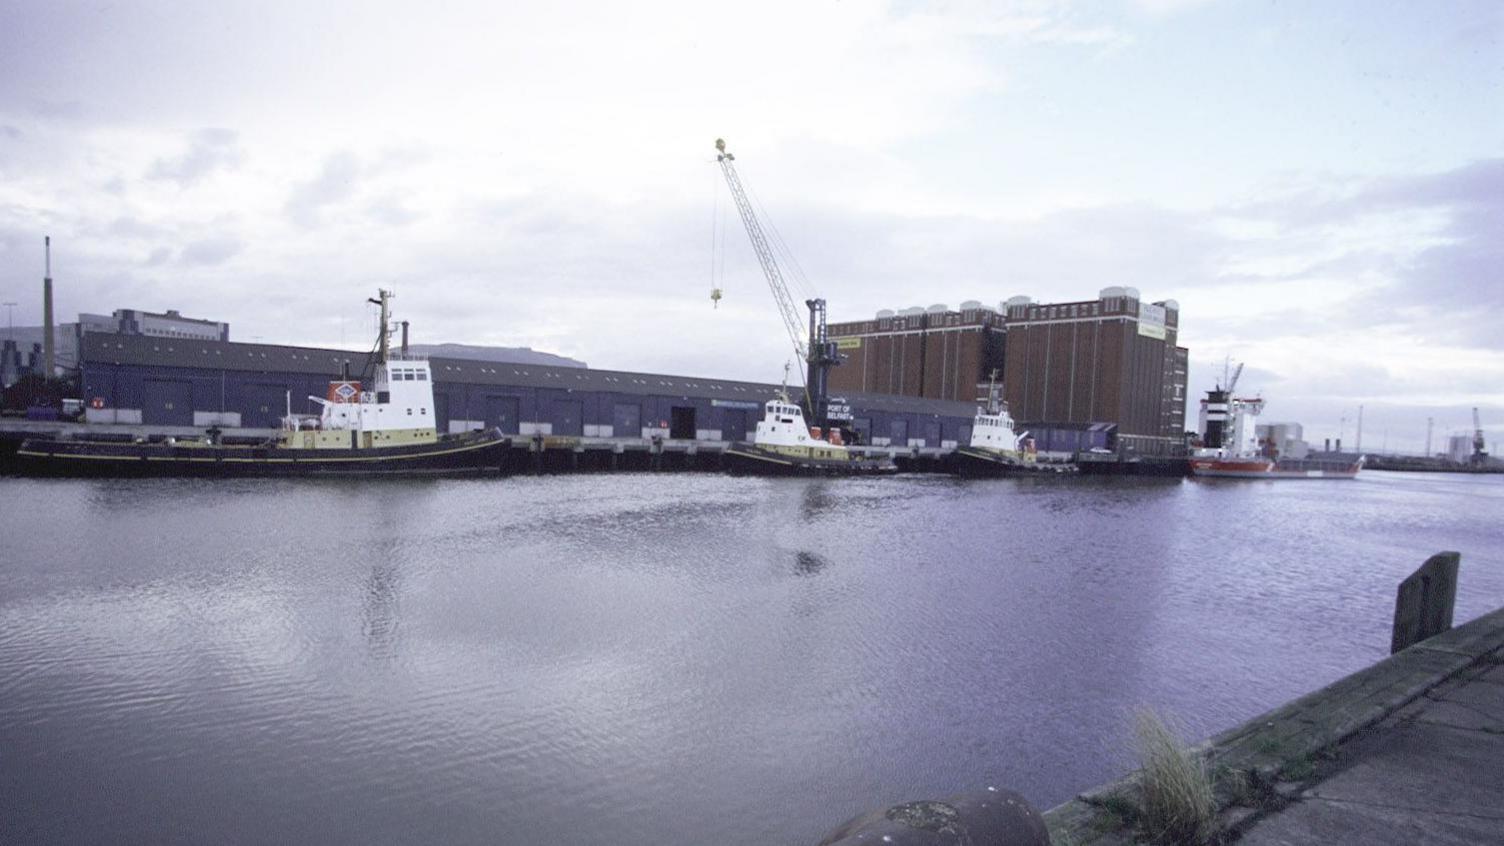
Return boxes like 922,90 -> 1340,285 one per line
17,437 -> 503,465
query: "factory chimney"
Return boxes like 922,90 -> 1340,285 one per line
400,320 -> 409,356
42,236 -> 55,379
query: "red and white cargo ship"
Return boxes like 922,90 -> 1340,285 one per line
1189,384 -> 1362,480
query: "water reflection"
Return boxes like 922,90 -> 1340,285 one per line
362,563 -> 401,661
3,472 -> 1502,846
799,480 -> 836,520
793,550 -> 830,577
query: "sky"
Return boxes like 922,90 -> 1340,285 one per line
0,0 -> 1500,453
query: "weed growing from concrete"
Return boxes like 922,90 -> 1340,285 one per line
1279,754 -> 1316,781
1134,710 -> 1216,844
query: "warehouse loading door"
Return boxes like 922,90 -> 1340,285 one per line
889,418 -> 909,445
852,417 -> 872,445
485,396 -> 520,434
923,421 -> 941,447
243,383 -> 291,428
612,403 -> 641,437
550,400 -> 584,436
143,379 -> 194,426
670,406 -> 696,440
719,409 -> 747,441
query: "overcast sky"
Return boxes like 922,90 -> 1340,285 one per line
1,0 -> 1499,452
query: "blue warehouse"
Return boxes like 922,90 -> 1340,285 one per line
79,334 -> 979,449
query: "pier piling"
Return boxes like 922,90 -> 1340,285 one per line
1391,551 -> 1460,654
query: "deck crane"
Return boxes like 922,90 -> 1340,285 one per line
713,138 -> 841,430
1226,362 -> 1244,394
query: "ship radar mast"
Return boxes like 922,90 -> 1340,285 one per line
367,289 -> 393,364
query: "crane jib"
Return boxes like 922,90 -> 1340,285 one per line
714,140 -> 843,431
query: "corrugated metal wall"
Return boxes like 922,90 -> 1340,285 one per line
82,360 -> 970,447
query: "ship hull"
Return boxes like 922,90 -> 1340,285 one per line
948,447 -> 1061,476
722,443 -> 897,476
1189,457 -> 1361,479
13,429 -> 513,478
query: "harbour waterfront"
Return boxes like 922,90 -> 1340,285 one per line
2,472 -> 1501,844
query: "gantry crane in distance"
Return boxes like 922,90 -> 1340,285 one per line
713,138 -> 842,430
1473,407 -> 1488,464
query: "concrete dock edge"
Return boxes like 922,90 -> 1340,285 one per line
1043,606 -> 1504,845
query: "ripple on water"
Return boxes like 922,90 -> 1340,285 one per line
1,472 -> 1501,845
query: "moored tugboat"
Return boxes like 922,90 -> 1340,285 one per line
14,290 -> 511,478
948,375 -> 1049,476
722,391 -> 896,476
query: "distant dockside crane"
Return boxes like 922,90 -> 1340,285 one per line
713,138 -> 841,430
1473,407 -> 1488,465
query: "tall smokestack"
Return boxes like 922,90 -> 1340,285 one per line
43,236 -> 55,379
400,320 -> 409,355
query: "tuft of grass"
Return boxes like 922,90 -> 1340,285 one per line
1134,710 -> 1217,845
1279,755 -> 1316,781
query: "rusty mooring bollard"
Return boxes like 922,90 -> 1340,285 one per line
1391,551 -> 1460,654
816,788 -> 1049,846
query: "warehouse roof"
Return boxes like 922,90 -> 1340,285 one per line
81,332 -> 978,419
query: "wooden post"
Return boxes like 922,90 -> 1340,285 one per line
1391,551 -> 1460,654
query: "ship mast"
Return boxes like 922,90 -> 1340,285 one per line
368,289 -> 393,364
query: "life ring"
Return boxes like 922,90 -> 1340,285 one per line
90,397 -> 106,409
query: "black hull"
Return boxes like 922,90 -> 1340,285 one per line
1075,457 -> 1189,477
722,444 -> 897,477
13,430 -> 513,478
947,448 -> 1065,477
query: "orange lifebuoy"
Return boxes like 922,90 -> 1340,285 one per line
90,397 -> 105,409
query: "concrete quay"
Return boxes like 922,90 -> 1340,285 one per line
1045,606 -> 1504,845
0,419 -> 1088,475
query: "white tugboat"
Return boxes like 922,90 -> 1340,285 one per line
15,290 -> 512,477
1189,364 -> 1362,479
722,377 -> 897,476
944,370 -> 1064,475
949,373 -> 1042,476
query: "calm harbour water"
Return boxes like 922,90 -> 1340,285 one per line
1,471 -> 1501,845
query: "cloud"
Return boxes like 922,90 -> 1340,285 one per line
108,217 -> 168,239
147,129 -> 243,186
284,152 -> 360,226
180,236 -> 242,265
1130,0 -> 1218,15
367,194 -> 420,227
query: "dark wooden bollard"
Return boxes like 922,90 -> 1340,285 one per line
1391,551 -> 1460,654
817,788 -> 1048,846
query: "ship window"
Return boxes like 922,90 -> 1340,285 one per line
416,372 -> 427,380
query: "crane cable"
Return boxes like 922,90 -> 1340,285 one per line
709,162 -> 720,308
710,155 -> 813,402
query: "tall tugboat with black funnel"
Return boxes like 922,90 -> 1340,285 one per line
14,290 -> 511,478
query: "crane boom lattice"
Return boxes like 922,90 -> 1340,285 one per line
713,138 -> 841,428
714,140 -> 809,365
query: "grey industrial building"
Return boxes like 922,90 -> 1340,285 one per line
78,333 -> 980,448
